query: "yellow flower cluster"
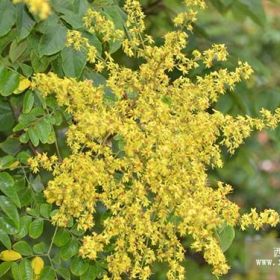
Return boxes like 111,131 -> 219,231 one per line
66,31 -> 98,64
30,0 -> 280,279
173,0 -> 206,29
12,0 -> 51,19
240,209 -> 280,230
83,9 -> 124,43
122,0 -> 148,56
28,153 -> 58,173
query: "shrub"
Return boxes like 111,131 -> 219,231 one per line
0,0 -> 279,279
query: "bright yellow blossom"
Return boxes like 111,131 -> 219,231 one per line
28,153 -> 58,173
83,9 -> 124,42
240,209 -> 280,230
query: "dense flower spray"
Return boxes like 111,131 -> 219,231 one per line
29,0 -> 280,279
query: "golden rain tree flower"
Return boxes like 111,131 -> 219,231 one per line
29,0 -> 280,279
66,30 -> 98,64
83,9 -> 124,43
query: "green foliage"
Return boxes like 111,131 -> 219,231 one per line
0,66 -> 19,96
216,224 -> 235,253
0,262 -> 12,278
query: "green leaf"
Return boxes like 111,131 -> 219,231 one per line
0,67 -> 20,96
19,259 -> 33,280
28,126 -> 39,147
0,230 -> 11,249
33,242 -> 48,254
0,100 -> 15,132
40,266 -> 56,280
216,224 -> 235,252
14,107 -> 45,132
16,5 -> 35,41
0,0 -> 16,37
51,0 -> 74,13
54,229 -> 71,247
19,133 -> 30,144
112,134 -> 125,157
38,25 -> 67,56
36,13 -> 60,33
61,47 -> 87,78
52,252 -> 61,266
61,10 -> 84,29
0,155 -> 18,170
58,0 -> 88,28
85,33 -> 102,56
29,219 -> 44,239
80,265 -> 98,280
14,177 -> 32,207
0,217 -> 18,235
13,240 -> 33,256
16,151 -> 31,165
11,263 -> 21,280
237,0 -> 266,26
60,239 -> 79,260
15,215 -> 32,239
103,86 -> 118,105
51,111 -> 63,126
36,92 -> 47,109
0,262 -> 11,278
51,53 -> 64,76
0,172 -> 20,208
56,267 -> 71,279
70,256 -> 89,276
0,137 -> 21,155
20,63 -> 33,77
26,207 -> 40,217
35,118 -> 52,144
0,29 -> 14,54
46,129 -> 56,144
30,50 -> 50,73
30,175 -> 44,193
17,187 -> 32,207
39,203 -> 52,218
23,90 -> 35,114
103,7 -> 125,53
9,40 -> 28,64
0,195 -> 19,228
